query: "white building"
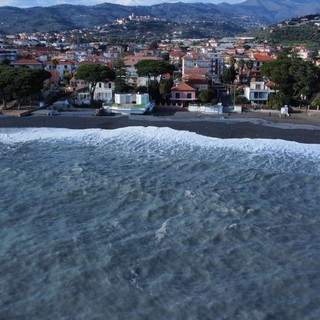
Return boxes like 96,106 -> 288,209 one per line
93,81 -> 115,101
243,81 -> 274,105
73,81 -> 115,105
115,93 -> 149,104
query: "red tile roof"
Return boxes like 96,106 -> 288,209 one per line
265,81 -> 275,87
171,82 -> 196,91
184,68 -> 208,75
170,51 -> 185,58
14,59 -> 42,65
254,54 -> 276,61
182,74 -> 206,81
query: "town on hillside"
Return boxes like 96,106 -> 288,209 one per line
0,14 -> 320,116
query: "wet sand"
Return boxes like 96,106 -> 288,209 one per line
1,110 -> 320,144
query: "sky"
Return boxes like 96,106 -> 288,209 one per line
0,0 -> 245,8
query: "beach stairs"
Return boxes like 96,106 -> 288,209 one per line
144,101 -> 156,114
214,83 -> 233,106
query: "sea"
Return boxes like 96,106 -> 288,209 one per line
1,126 -> 320,320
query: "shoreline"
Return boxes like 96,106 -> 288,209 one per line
1,110 -> 320,144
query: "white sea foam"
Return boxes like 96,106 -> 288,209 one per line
1,126 -> 320,160
155,220 -> 169,243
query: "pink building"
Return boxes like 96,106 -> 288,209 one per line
171,82 -> 196,102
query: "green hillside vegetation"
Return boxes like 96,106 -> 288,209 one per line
249,24 -> 320,46
61,20 -> 245,45
1,1 -> 320,35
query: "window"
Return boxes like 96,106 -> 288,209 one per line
254,92 -> 265,99
187,93 -> 192,99
175,92 -> 180,99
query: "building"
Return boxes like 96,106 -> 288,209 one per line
0,48 -> 18,63
181,74 -> 208,92
243,81 -> 274,105
44,59 -> 75,83
93,81 -> 115,101
12,59 -> 43,69
182,51 -> 223,83
171,82 -> 196,102
125,54 -> 162,86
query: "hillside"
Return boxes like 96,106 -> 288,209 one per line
235,0 -> 320,24
0,0 -> 319,35
244,14 -> 320,48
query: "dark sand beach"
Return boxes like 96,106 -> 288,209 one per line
1,110 -> 320,144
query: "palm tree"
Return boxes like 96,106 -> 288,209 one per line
237,59 -> 245,84
245,59 -> 254,85
228,56 -> 235,67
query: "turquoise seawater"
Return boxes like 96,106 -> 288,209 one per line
1,127 -> 320,320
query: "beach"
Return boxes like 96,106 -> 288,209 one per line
1,109 -> 320,144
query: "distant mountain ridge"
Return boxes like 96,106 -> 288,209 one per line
0,0 -> 319,34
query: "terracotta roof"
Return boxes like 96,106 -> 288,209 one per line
182,74 -> 206,81
253,54 -> 276,61
184,68 -> 208,75
265,81 -> 275,87
171,82 -> 196,91
170,51 -> 185,58
14,59 -> 42,65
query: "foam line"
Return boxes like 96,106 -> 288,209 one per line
1,127 -> 320,159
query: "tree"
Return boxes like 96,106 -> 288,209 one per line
159,78 -> 173,99
228,56 -> 235,67
245,59 -> 254,85
311,93 -> 320,108
0,66 -> 51,109
148,40 -> 159,50
236,59 -> 245,83
63,71 -> 72,85
221,64 -> 237,84
199,89 -> 215,103
113,57 -> 129,93
260,56 -> 320,107
1,58 -> 11,66
135,60 -> 175,101
11,68 -> 51,108
148,80 -> 161,102
75,63 -> 116,104
135,60 -> 175,81
0,65 -> 15,109
161,52 -> 170,62
135,85 -> 148,94
235,95 -> 250,105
